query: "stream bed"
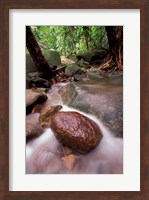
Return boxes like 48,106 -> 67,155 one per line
26,76 -> 123,174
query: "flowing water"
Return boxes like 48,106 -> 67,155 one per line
26,78 -> 123,174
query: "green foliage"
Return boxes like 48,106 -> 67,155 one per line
31,26 -> 108,58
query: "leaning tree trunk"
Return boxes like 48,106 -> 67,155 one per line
26,26 -> 54,80
105,26 -> 123,70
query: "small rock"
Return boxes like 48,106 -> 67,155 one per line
32,104 -> 42,113
62,155 -> 77,170
76,58 -> 89,69
74,74 -> 85,81
62,146 -> 73,155
39,105 -> 63,128
87,68 -> 105,79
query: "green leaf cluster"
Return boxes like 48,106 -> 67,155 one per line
31,26 -> 108,58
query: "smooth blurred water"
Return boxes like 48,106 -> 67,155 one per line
26,103 -> 123,174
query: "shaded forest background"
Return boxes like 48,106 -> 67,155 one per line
31,26 -> 109,58
26,26 -> 123,88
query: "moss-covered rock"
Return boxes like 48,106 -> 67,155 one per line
76,58 -> 89,69
26,49 -> 61,75
77,49 -> 107,63
43,49 -> 61,66
26,53 -> 37,75
87,68 -> 105,78
65,63 -> 82,77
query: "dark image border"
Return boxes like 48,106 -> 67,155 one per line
0,0 -> 149,199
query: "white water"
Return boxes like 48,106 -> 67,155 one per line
26,104 -> 123,174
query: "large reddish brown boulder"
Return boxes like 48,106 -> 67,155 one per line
50,111 -> 103,154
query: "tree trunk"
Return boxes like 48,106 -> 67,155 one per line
83,26 -> 91,50
26,26 -> 54,80
105,26 -> 123,70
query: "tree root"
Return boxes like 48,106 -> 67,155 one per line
99,55 -> 113,70
99,53 -> 123,71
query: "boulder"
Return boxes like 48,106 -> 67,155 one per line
26,89 -> 47,107
43,49 -> 61,66
26,49 -> 61,76
26,89 -> 47,114
26,113 -> 43,141
26,53 -> 37,75
26,72 -> 51,89
58,82 -> 76,104
70,76 -> 123,137
26,77 -> 51,89
77,49 -> 107,64
65,64 -> 82,77
50,111 -> 103,154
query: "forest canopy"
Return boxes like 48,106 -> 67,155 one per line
31,26 -> 109,58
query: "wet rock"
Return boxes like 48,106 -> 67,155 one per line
50,111 -> 103,154
26,89 -> 47,107
74,74 -> 85,81
27,147 -> 63,173
62,155 -> 78,170
26,89 -> 47,114
57,82 -> 76,104
87,68 -> 106,79
32,104 -> 42,113
26,113 -> 43,141
65,63 -> 82,77
45,82 -> 76,105
26,105 -> 123,174
39,105 -> 63,128
62,146 -> 73,155
70,76 -> 123,137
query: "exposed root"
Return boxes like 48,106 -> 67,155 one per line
99,53 -> 123,71
99,54 -> 113,70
